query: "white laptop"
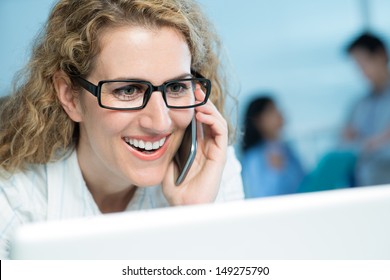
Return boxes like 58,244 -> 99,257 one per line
10,185 -> 390,259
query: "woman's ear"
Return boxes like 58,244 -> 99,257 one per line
53,71 -> 83,122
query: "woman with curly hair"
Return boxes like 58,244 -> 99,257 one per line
0,0 -> 243,259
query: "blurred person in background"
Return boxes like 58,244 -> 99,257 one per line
241,95 -> 305,198
342,32 -> 390,186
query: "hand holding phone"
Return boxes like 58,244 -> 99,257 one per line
162,85 -> 228,205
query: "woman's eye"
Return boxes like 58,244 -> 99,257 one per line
167,83 -> 189,94
110,84 -> 146,101
170,84 -> 184,92
113,86 -> 137,95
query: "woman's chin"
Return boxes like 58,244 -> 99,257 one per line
128,163 -> 173,187
132,176 -> 165,188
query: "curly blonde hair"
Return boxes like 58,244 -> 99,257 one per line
0,0 -> 232,173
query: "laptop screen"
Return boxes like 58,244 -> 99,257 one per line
10,185 -> 390,259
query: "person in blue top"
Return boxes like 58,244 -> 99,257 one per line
241,96 -> 305,198
342,32 -> 390,186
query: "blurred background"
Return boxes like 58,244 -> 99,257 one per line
1,0 -> 390,192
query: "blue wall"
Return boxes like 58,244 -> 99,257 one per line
1,0 -> 390,167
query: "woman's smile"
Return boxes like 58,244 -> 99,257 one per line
123,134 -> 171,161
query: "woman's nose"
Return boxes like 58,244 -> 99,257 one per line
138,91 -> 172,132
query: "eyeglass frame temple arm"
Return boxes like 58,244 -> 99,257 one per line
70,75 -> 99,96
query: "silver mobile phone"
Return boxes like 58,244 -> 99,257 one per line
175,117 -> 197,185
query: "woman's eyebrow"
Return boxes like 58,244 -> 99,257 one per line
169,73 -> 194,80
106,72 -> 193,81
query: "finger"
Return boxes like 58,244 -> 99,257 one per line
194,86 -> 218,111
195,101 -> 219,115
196,111 -> 227,135
196,111 -> 228,148
194,89 -> 225,125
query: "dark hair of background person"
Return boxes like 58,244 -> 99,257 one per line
242,95 -> 274,152
346,32 -> 387,55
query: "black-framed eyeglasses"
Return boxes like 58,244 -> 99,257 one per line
70,72 -> 211,110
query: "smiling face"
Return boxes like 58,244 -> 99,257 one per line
73,26 -> 194,190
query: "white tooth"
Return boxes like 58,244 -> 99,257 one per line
133,139 -> 139,147
159,137 -> 166,146
145,142 -> 153,150
130,139 -> 134,145
152,141 -> 160,149
139,140 -> 145,149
